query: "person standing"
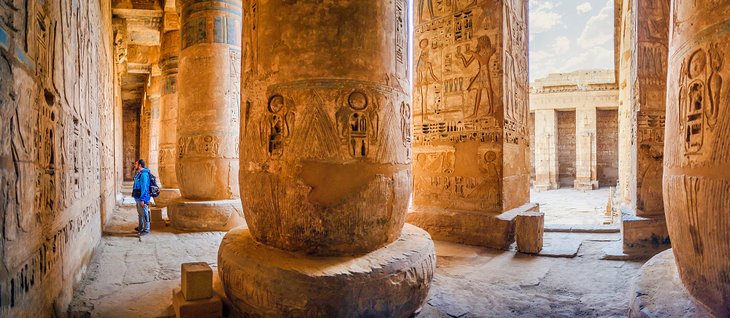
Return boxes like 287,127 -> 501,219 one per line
132,159 -> 151,235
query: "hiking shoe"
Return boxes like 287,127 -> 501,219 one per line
138,231 -> 150,236
134,227 -> 140,232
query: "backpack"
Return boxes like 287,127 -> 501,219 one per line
148,172 -> 160,198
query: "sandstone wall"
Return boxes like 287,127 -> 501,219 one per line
0,0 -> 115,316
557,111 -> 576,187
597,109 -> 619,185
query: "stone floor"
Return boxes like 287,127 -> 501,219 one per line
69,199 -> 642,318
530,187 -> 615,225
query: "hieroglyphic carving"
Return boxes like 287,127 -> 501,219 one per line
336,91 -> 379,158
678,45 -> 723,155
263,94 -> 294,158
1,0 -> 113,315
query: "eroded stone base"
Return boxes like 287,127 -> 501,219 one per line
406,203 -> 539,249
621,206 -> 670,258
154,188 -> 182,207
218,224 -> 435,317
628,249 -> 710,318
168,199 -> 245,232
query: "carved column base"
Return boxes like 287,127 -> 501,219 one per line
628,249 -> 710,318
218,224 -> 435,317
154,188 -> 182,207
620,205 -> 670,257
167,199 -> 245,232
406,202 -> 539,250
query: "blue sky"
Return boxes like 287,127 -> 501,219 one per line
529,0 -> 615,81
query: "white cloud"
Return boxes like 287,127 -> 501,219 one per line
577,0 -> 614,49
576,2 -> 592,14
530,1 -> 564,33
552,36 -> 571,54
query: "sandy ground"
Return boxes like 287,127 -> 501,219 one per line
70,195 -> 641,318
530,187 -> 615,225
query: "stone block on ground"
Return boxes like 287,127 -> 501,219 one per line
181,262 -> 213,301
172,287 -> 222,318
515,212 -> 544,254
167,199 -> 245,232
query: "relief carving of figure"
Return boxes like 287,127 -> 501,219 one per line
456,35 -> 495,118
264,94 -> 294,159
416,39 -> 440,121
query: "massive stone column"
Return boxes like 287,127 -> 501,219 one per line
662,0 -> 730,315
147,74 -> 162,175
575,107 -> 598,190
534,109 -> 559,191
218,1 -> 435,316
616,0 -> 670,257
406,0 -> 537,249
155,10 -> 182,207
166,0 -> 244,231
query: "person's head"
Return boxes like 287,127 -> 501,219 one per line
135,159 -> 146,171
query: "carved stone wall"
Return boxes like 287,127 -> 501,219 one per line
0,0 -> 115,316
664,0 -> 730,315
411,0 -> 529,213
122,105 -> 140,180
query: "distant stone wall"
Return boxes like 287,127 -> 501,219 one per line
597,109 -> 619,185
0,0 -> 115,316
557,111 -> 576,187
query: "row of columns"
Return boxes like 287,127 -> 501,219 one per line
533,107 -> 600,191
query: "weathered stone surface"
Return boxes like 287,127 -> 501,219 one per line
172,287 -> 222,318
0,0 -> 117,316
408,0 -> 533,247
218,224 -> 435,318
616,0 -> 671,256
238,0 -> 412,256
170,0 -> 243,230
407,203 -> 538,250
664,0 -> 730,315
158,20 -> 180,192
529,70 -> 619,190
515,212 -> 544,254
150,207 -> 165,221
181,262 -> 213,301
628,250 -> 710,318
155,188 -> 182,207
175,0 -> 241,201
167,200 -> 244,232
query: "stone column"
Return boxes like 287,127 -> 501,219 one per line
147,74 -> 162,175
663,0 -> 730,315
406,0 -> 538,249
166,0 -> 244,231
534,109 -> 559,190
139,98 -> 151,164
218,1 -> 435,316
616,0 -> 670,257
575,106 -> 598,190
155,10 -> 182,207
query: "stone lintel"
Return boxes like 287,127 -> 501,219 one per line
407,202 -> 539,250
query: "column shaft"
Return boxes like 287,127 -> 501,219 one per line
664,0 -> 730,315
534,109 -> 558,190
575,107 -> 597,190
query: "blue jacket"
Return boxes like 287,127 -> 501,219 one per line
133,168 -> 151,203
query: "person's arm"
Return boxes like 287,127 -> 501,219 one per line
140,171 -> 151,204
